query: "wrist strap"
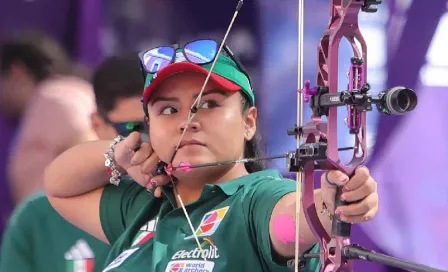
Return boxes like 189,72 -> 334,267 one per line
104,135 -> 125,186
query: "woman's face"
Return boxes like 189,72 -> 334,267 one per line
147,72 -> 257,170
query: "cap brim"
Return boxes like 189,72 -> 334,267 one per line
142,62 -> 241,104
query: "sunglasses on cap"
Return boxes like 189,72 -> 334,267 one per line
137,39 -> 252,87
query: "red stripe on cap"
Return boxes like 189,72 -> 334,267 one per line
142,62 -> 240,105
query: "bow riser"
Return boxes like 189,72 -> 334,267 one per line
302,1 -> 370,271
318,1 -> 368,174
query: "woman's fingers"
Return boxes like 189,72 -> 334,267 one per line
336,193 -> 378,217
131,142 -> 153,165
140,153 -> 159,175
145,175 -> 170,197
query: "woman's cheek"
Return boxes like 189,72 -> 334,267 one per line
149,123 -> 173,161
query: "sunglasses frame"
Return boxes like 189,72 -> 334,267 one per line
138,39 -> 253,91
97,108 -> 148,137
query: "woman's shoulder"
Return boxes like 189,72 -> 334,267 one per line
217,169 -> 296,197
246,169 -> 296,184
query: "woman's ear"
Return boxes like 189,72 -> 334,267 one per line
244,106 -> 257,141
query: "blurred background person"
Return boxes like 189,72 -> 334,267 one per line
89,53 -> 147,141
0,52 -> 147,272
0,30 -> 88,235
0,30 -> 97,207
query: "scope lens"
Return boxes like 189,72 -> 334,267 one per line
397,90 -> 413,111
384,87 -> 418,115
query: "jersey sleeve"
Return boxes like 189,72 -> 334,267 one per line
0,195 -> 37,272
242,176 -> 320,272
99,179 -> 155,245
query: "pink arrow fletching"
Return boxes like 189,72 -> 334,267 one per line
176,162 -> 192,172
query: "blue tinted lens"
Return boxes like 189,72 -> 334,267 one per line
142,46 -> 175,73
184,40 -> 218,64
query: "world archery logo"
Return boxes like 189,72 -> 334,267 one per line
165,260 -> 215,272
184,206 -> 229,240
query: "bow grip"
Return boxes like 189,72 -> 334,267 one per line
331,168 -> 361,238
332,186 -> 351,237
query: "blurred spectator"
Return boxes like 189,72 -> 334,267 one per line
0,30 -> 97,204
89,52 -> 146,141
0,30 -> 72,120
0,52 -> 146,272
0,30 -> 71,235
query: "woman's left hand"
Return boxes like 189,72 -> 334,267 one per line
321,166 -> 379,223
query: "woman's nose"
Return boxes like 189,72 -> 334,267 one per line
178,119 -> 201,133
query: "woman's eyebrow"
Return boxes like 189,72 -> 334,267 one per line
150,96 -> 178,105
193,89 -> 228,99
151,89 -> 227,105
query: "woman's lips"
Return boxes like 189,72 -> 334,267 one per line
178,139 -> 205,149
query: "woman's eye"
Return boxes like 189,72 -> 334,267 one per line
160,107 -> 178,115
199,100 -> 219,109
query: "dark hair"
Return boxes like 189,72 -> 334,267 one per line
92,52 -> 145,112
0,30 -> 72,82
240,93 -> 266,173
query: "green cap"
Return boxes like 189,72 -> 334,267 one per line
141,51 -> 254,106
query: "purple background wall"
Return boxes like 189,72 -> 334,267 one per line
0,0 -> 447,271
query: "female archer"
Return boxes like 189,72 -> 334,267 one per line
44,40 -> 379,272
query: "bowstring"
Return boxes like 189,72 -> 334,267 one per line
167,0 -> 245,262
296,0 -> 305,271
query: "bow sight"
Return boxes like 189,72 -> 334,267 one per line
300,57 -> 418,134
286,55 -> 418,170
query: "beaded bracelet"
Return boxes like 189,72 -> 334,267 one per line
104,135 -> 125,186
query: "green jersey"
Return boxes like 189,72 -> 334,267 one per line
100,169 -> 320,272
0,191 -> 111,272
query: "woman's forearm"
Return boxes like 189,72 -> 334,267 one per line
270,189 -> 332,257
44,140 -> 112,198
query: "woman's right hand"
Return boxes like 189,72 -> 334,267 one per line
113,132 -> 170,197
